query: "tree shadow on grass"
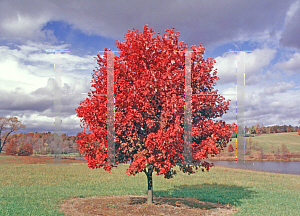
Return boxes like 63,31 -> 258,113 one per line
152,183 -> 257,209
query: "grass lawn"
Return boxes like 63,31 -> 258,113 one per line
0,153 -> 299,215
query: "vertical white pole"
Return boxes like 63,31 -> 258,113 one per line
237,52 -> 245,162
54,51 -> 62,163
107,51 -> 115,165
45,49 -> 70,164
184,51 -> 192,164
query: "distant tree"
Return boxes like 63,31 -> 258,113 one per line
255,124 -> 260,135
18,142 -> 33,156
245,126 -> 249,134
27,132 -> 34,139
259,148 -> 265,159
277,146 -> 280,158
18,142 -> 24,155
25,136 -> 32,147
5,139 -> 18,155
270,145 -> 275,154
281,144 -> 289,158
288,125 -> 294,132
34,138 -> 43,155
298,128 -> 300,135
260,125 -> 266,134
62,140 -> 72,154
0,117 -> 26,153
47,140 -> 57,154
249,126 -> 256,134
228,144 -> 234,152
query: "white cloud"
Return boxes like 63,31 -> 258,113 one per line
0,0 -> 295,49
214,48 -> 276,85
284,0 -> 300,26
245,48 -> 277,74
0,9 -> 56,42
263,81 -> 295,95
275,52 -> 300,75
279,0 -> 300,49
0,42 -> 96,134
0,0 -> 300,135
221,87 -> 237,102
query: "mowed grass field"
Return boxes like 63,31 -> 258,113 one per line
0,153 -> 300,215
227,132 -> 300,154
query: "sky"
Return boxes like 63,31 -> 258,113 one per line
0,0 -> 300,136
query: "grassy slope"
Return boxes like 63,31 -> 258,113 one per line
227,132 -> 300,154
0,154 -> 299,215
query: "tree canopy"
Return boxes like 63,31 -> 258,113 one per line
75,24 -> 235,204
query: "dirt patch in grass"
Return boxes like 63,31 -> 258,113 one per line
58,195 -> 238,216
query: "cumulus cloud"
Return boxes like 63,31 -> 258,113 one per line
0,0 -> 295,49
279,0 -> 300,49
275,52 -> 300,75
0,5 -> 56,42
0,41 -> 97,135
263,81 -> 295,95
1,0 -> 300,135
214,48 -> 276,85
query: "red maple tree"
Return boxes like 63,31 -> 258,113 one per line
75,25 -> 235,204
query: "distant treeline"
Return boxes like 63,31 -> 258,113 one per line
231,124 -> 300,138
3,124 -> 299,154
3,132 -> 83,155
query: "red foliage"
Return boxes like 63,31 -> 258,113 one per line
6,139 -> 18,155
75,24 -> 235,178
27,132 -> 34,138
228,144 -> 234,152
18,142 -> 33,156
298,128 -> 300,135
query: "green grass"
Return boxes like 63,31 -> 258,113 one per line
43,153 -> 82,157
50,152 -> 83,157
228,132 -> 300,154
0,154 -> 300,215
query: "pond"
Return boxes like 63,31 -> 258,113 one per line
65,157 -> 300,175
207,160 -> 300,175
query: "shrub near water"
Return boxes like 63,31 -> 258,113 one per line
228,144 -> 234,152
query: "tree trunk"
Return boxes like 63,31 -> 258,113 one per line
0,138 -> 2,153
146,165 -> 153,204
